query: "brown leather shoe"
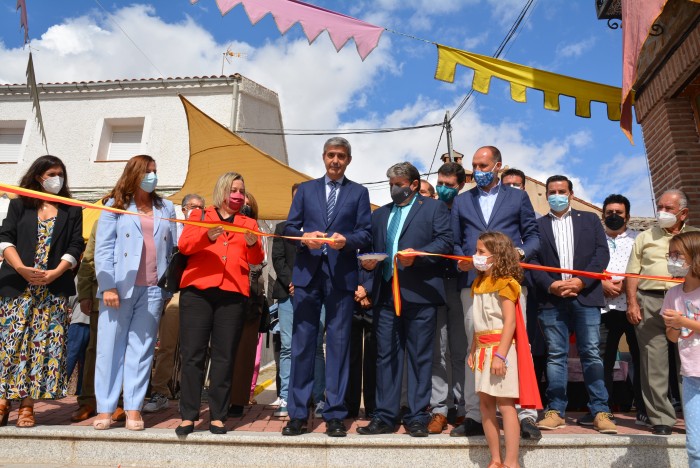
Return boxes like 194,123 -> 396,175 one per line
71,404 -> 96,422
111,407 -> 126,422
427,413 -> 448,434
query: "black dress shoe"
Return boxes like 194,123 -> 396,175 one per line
209,423 -> 227,434
227,405 -> 244,417
175,423 -> 195,436
357,418 -> 393,435
450,417 -> 484,437
652,424 -> 672,435
325,418 -> 347,437
520,417 -> 542,440
282,418 -> 307,436
406,421 -> 429,437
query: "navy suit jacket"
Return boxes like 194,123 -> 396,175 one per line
370,194 -> 453,306
285,176 -> 372,292
451,184 -> 539,288
530,209 -> 610,308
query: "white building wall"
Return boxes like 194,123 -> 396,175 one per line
0,75 -> 287,197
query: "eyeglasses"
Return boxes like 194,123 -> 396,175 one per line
666,251 -> 686,262
504,183 -> 522,189
185,205 -> 204,210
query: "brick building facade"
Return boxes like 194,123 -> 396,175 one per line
632,1 -> 700,214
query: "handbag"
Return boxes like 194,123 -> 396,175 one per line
157,210 -> 206,293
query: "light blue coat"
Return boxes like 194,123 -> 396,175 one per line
95,199 -> 177,300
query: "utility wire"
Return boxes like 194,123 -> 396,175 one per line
93,0 -> 166,80
237,122 -> 442,136
451,0 -> 536,121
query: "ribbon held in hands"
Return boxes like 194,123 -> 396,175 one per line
390,250 -> 683,316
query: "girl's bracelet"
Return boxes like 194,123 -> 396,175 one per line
494,352 -> 508,367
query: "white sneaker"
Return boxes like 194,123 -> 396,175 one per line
273,400 -> 288,417
314,401 -> 325,418
143,393 -> 169,413
271,397 -> 283,407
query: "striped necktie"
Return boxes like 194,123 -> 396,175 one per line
327,180 -> 338,222
383,206 -> 402,281
322,180 -> 338,255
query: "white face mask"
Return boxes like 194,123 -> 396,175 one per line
667,258 -> 690,278
42,175 -> 64,194
473,254 -> 493,272
657,211 -> 677,228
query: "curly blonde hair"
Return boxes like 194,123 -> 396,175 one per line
477,231 -> 523,283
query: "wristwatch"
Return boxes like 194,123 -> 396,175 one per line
515,248 -> 525,260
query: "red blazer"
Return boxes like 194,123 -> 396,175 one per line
178,207 -> 264,296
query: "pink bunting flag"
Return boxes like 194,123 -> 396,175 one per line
192,0 -> 383,60
16,0 -> 29,44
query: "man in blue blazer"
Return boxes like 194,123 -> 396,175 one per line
530,175 -> 616,434
357,162 -> 452,437
282,137 -> 372,437
450,146 -> 541,438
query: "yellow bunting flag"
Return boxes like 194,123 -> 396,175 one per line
434,44 -> 622,121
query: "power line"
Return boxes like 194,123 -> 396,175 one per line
93,0 -> 166,79
451,0 -> 536,121
237,122 -> 442,136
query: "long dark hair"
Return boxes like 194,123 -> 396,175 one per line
18,155 -> 72,209
102,155 -> 162,210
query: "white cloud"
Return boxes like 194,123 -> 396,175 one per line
0,4 -> 651,213
485,0 -> 531,26
556,37 -> 597,59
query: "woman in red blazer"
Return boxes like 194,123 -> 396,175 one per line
175,172 -> 264,436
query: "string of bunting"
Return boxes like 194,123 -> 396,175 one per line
391,250 -> 683,316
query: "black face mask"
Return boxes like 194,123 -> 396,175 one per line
240,205 -> 252,217
390,184 -> 414,205
604,214 -> 625,231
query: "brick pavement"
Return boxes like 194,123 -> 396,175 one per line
2,395 -> 686,437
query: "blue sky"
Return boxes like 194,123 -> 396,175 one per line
0,1 -> 653,215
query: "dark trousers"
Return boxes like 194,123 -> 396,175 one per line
289,258 -> 354,421
77,310 -> 99,407
178,286 -> 246,422
599,309 -> 645,412
374,300 -> 436,427
346,313 -> 377,417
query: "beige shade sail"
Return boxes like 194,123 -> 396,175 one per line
169,95 -> 313,219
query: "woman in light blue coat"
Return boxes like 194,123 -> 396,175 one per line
93,155 -> 176,431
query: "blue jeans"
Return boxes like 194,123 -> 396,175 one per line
684,376 -> 700,468
539,299 -> 610,416
278,297 -> 326,403
66,323 -> 90,394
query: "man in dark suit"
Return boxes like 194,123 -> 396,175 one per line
450,146 -> 541,439
531,175 -> 616,434
357,162 -> 452,437
282,137 -> 372,437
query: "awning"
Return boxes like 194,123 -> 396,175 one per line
170,95 -> 313,220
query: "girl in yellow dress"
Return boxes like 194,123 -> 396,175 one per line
467,231 -> 526,468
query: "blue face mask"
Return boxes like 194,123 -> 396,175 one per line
436,185 -> 458,203
473,169 -> 495,188
140,172 -> 158,193
548,194 -> 569,212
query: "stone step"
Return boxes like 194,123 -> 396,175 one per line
0,425 -> 688,467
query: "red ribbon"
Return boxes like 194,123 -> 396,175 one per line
390,250 -> 682,316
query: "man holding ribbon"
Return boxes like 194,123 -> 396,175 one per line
282,137 -> 371,437
357,162 -> 452,437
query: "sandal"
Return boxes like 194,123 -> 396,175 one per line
93,413 -> 112,430
125,412 -> 144,431
0,402 -> 9,427
16,405 -> 35,428
487,462 -> 503,468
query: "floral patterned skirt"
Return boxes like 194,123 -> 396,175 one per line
0,284 -> 68,400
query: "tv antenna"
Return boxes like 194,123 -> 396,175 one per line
222,47 -> 247,74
